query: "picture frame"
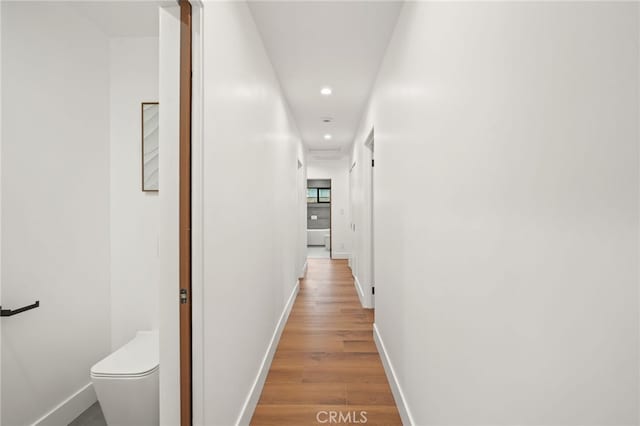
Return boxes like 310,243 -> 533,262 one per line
142,102 -> 159,192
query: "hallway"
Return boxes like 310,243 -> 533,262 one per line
251,259 -> 401,425
2,1 -> 639,425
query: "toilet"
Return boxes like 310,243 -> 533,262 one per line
91,330 -> 159,426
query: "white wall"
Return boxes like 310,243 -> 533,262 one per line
196,2 -> 306,424
1,3 -> 111,425
109,36 -> 160,350
351,2 -> 640,424
307,158 -> 351,259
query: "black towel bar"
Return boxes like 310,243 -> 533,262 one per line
0,301 -> 39,317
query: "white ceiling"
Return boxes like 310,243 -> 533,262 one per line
68,1 -> 401,159
68,1 -> 162,37
249,1 -> 402,159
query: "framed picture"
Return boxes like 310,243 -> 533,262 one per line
142,102 -> 159,191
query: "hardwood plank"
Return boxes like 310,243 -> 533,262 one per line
259,383 -> 346,405
300,369 -> 389,384
346,383 -> 397,406
252,405 -> 402,426
252,405 -> 349,426
251,258 -> 400,424
343,340 -> 378,353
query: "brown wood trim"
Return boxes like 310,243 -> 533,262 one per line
178,1 -> 192,425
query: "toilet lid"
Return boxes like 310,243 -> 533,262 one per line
91,331 -> 159,377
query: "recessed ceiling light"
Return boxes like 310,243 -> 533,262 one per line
320,87 -> 332,96
324,134 -> 332,140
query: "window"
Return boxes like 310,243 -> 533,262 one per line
318,189 -> 331,203
307,187 -> 331,203
307,188 -> 318,203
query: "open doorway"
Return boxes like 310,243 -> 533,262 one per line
306,179 -> 332,259
0,1 -> 187,425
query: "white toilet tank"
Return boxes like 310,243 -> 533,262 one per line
91,330 -> 159,426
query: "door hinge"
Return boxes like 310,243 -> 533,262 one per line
180,288 -> 188,304
371,159 -> 375,167
372,286 -> 375,295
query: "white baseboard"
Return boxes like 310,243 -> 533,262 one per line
299,260 -> 308,279
353,274 -> 372,309
373,324 -> 414,426
235,280 -> 300,426
354,274 -> 365,305
33,382 -> 97,426
331,251 -> 350,260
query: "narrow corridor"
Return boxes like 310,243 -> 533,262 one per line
251,259 -> 401,425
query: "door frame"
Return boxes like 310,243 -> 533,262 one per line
178,0 -> 193,424
307,179 -> 333,259
364,129 -> 374,307
329,180 -> 333,259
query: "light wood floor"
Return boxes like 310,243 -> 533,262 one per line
251,259 -> 402,425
